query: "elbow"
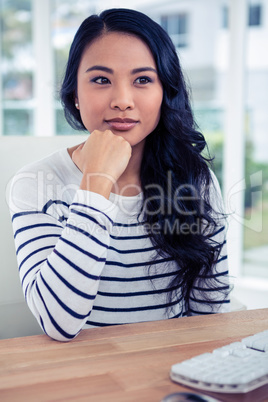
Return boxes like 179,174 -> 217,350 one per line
38,316 -> 82,342
43,327 -> 81,342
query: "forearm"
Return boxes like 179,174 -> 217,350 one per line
13,190 -> 118,341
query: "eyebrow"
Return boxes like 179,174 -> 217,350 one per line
85,65 -> 157,74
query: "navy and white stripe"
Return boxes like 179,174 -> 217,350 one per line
9,148 -> 230,341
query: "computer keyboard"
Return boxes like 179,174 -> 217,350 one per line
170,329 -> 268,394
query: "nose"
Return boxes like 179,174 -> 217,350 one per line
110,84 -> 134,111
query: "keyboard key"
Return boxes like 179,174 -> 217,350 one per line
252,339 -> 268,352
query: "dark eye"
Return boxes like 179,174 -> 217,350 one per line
135,76 -> 152,85
92,76 -> 111,85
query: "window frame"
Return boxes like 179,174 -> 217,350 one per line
160,13 -> 189,48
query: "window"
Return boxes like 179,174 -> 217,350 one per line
243,73 -> 268,279
218,1 -> 268,287
51,0 -> 96,135
0,0 -> 97,136
248,4 -> 262,26
0,0 -> 34,136
160,14 -> 189,48
222,3 -> 263,29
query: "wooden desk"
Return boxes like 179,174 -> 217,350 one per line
0,309 -> 268,402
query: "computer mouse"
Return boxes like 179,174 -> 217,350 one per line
161,392 -> 220,402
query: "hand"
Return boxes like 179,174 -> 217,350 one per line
72,130 -> 132,197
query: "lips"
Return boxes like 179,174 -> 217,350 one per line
105,118 -> 138,131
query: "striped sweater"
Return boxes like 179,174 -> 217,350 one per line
9,148 -> 230,341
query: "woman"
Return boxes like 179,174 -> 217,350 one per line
10,8 -> 230,341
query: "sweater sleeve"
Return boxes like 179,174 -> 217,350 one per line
10,170 -> 119,341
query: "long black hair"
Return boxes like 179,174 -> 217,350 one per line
61,8 -> 229,314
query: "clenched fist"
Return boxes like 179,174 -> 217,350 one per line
72,130 -> 132,198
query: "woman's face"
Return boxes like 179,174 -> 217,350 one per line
76,32 -> 163,152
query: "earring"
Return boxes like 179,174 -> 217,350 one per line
75,103 -> 79,109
